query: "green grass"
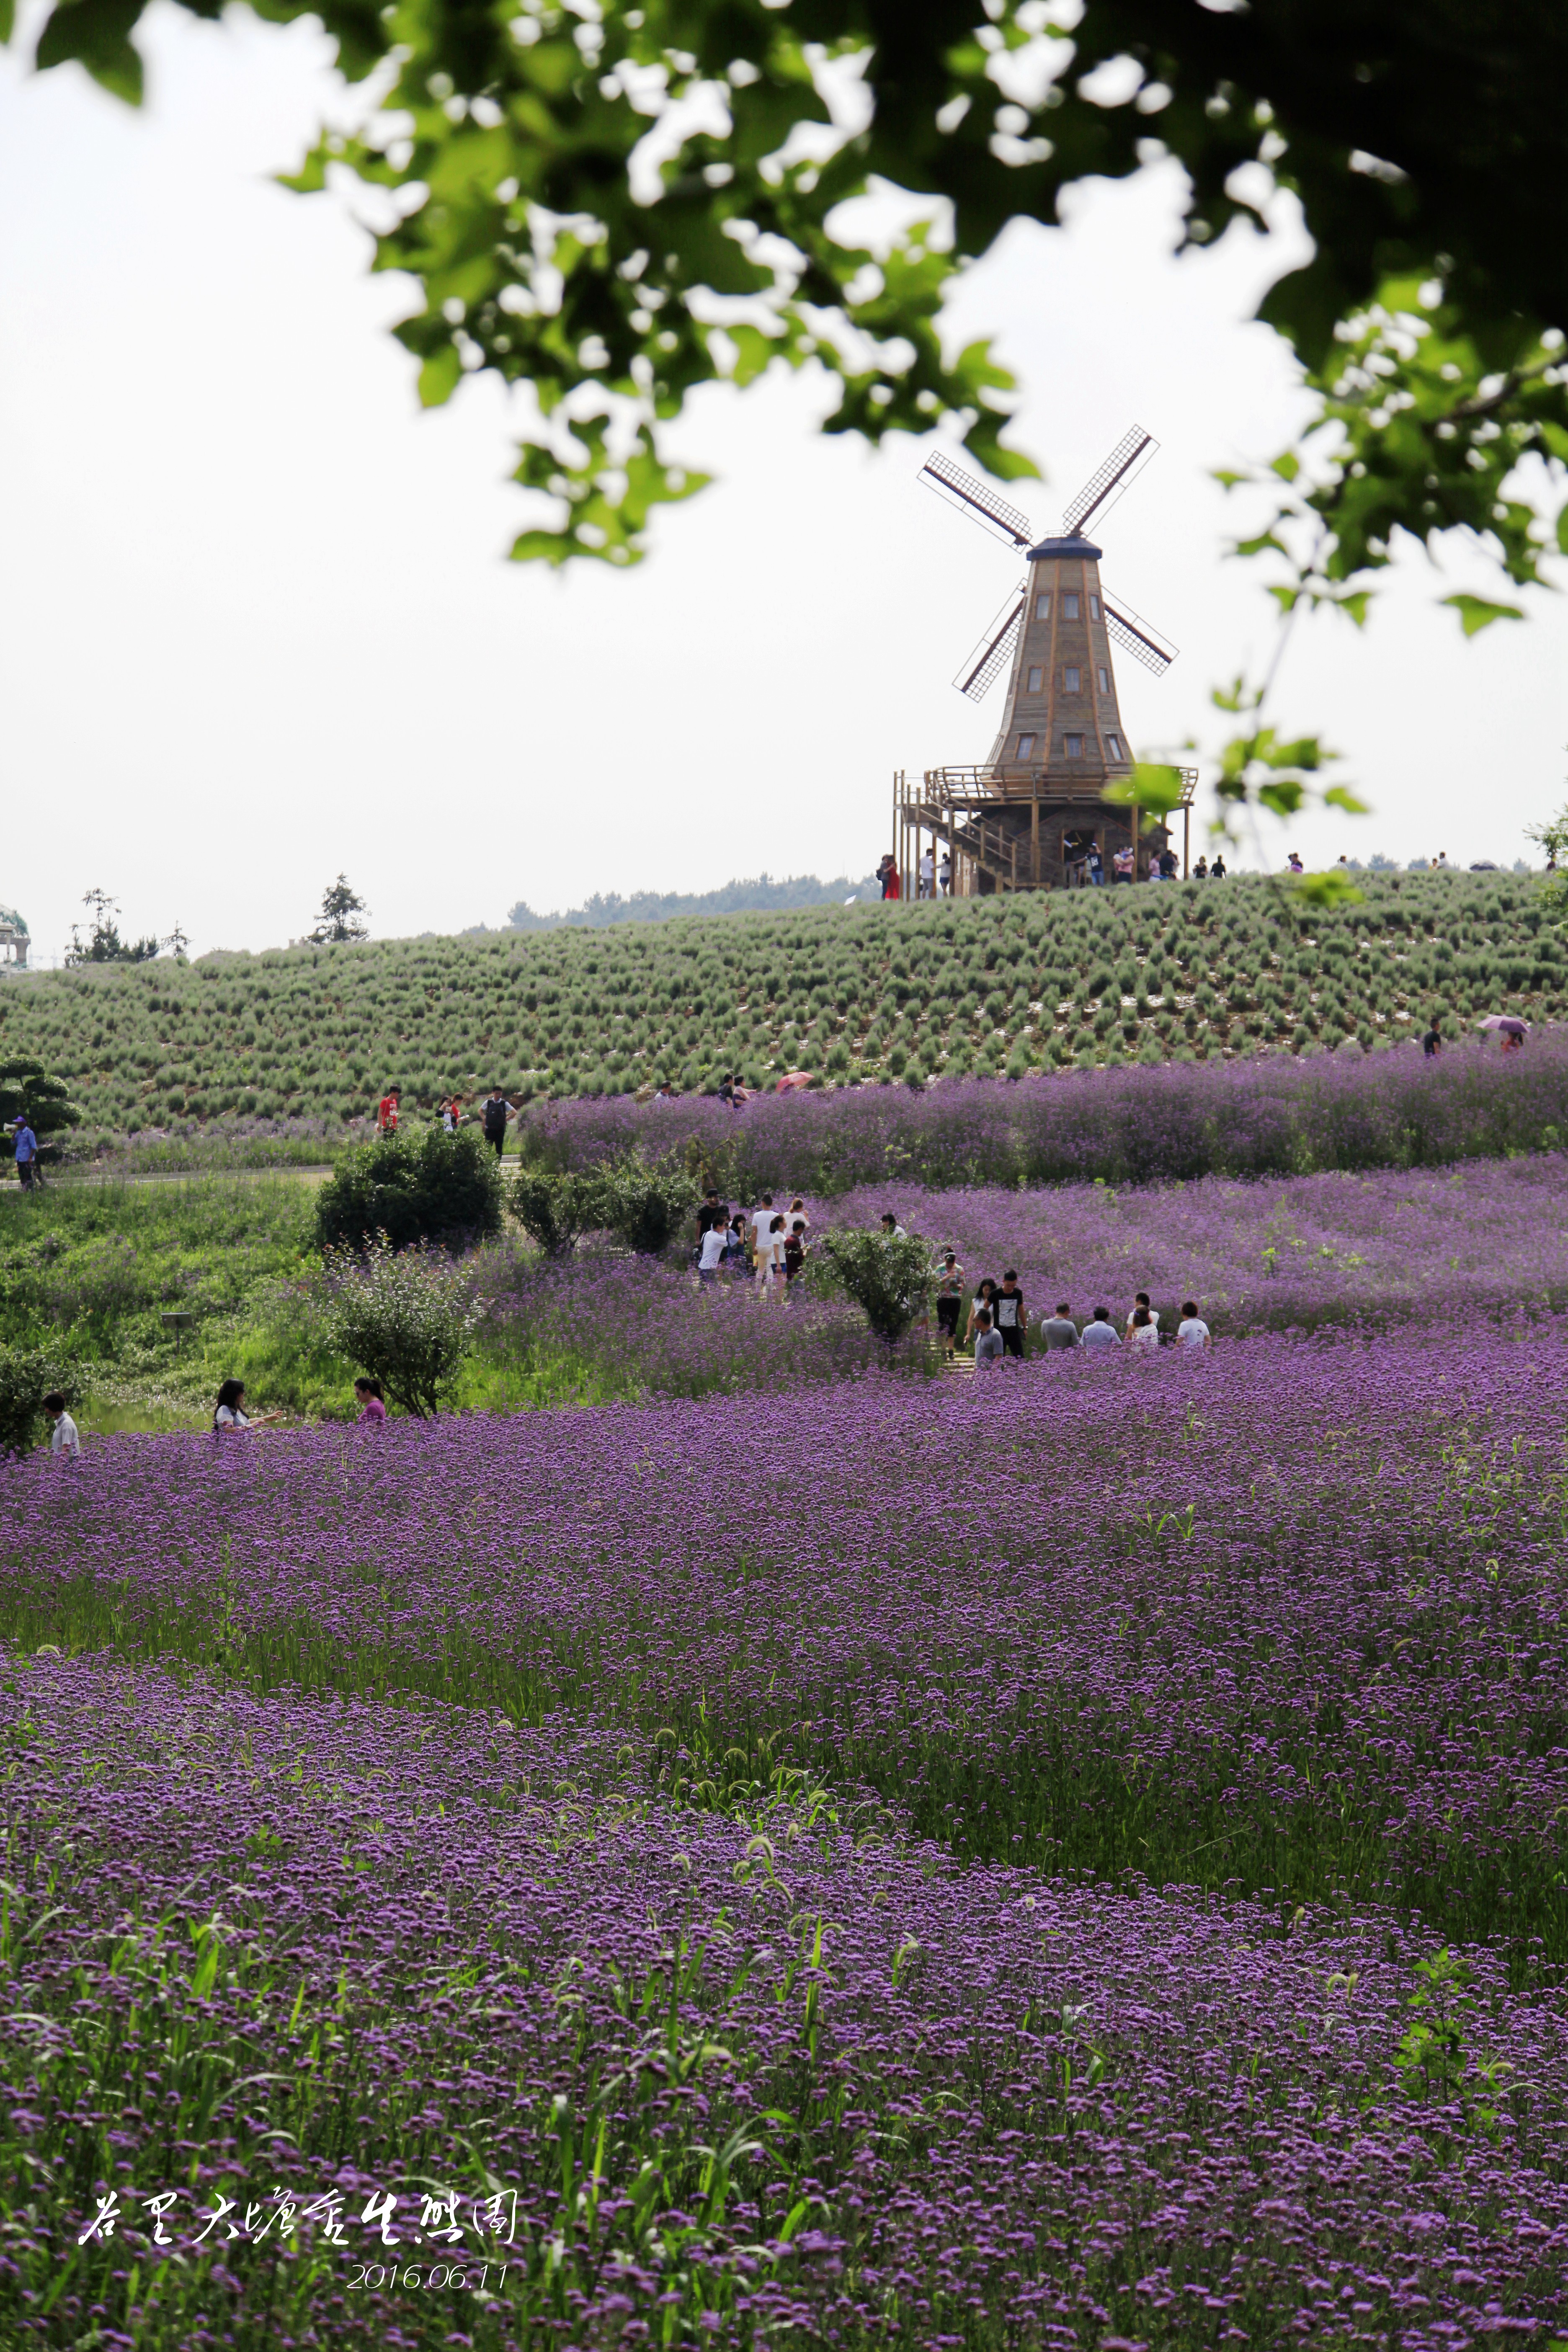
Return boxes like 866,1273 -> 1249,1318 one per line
2,869 -> 1562,1139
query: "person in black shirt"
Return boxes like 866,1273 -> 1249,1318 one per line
482,1088 -> 509,1157
994,1270 -> 1028,1358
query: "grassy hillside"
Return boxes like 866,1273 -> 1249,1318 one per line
0,870 -> 1560,1137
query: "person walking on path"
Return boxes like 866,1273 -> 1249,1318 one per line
965,1278 -> 999,1351
934,1251 -> 965,1359
784,1219 -> 807,1286
919,847 -> 935,899
211,1379 -> 283,1436
994,1271 -> 1028,1359
354,1377 -> 387,1423
1040,1303 -> 1081,1351
377,1086 -> 401,1135
973,1310 -> 1003,1367
482,1088 -> 510,1156
44,1392 -> 80,1456
11,1112 -> 39,1191
1176,1300 -> 1212,1351
1081,1307 -> 1119,1353
722,1214 -> 749,1279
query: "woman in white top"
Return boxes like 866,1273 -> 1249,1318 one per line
756,1214 -> 789,1292
1128,1307 -> 1161,1354
212,1379 -> 283,1435
696,1224 -> 727,1283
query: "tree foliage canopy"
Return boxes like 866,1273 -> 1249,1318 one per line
12,0 -> 1563,611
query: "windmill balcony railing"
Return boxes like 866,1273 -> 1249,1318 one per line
918,764 -> 1195,809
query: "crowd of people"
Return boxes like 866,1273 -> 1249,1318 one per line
685,1190 -> 1215,1362
876,843 -> 1225,896
693,1189 -> 812,1292
929,1257 -> 1212,1367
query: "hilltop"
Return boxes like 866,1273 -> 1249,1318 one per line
0,870 -> 1559,1138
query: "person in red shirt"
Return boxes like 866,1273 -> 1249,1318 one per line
377,1086 -> 401,1134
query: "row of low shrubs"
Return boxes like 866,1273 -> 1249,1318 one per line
309,1128 -> 701,1260
2,870 -> 1560,1132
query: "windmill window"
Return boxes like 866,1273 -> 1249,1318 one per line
1098,665 -> 1111,694
1064,733 -> 1085,758
1063,593 -> 1081,619
1034,593 -> 1052,621
1026,665 -> 1043,693
1106,732 -> 1124,759
1016,733 -> 1037,760
1089,595 -> 1102,621
1063,665 -> 1081,693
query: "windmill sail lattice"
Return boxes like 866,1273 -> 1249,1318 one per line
954,586 -> 1027,700
1061,427 -> 1157,538
917,451 -> 1032,548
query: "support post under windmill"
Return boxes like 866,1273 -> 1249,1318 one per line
1183,800 -> 1190,879
1031,795 -> 1040,887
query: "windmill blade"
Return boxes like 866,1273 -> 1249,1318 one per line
1062,427 -> 1158,538
918,451 -> 1034,549
953,583 -> 1026,700
1101,590 -> 1177,677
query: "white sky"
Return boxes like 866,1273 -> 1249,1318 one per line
2,6 -> 1564,961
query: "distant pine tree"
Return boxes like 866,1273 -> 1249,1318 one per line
311,875 -> 370,944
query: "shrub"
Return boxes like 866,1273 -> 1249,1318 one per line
0,1058 -> 84,1163
594,1158 -> 700,1255
316,1239 -> 479,1416
811,1228 -> 932,1344
312,1129 -> 502,1255
508,1168 -> 614,1256
0,1352 -> 85,1455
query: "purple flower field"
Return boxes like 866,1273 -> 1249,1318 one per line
522,1035 -> 1568,1192
1,1653 -> 1565,2349
10,1130 -> 1568,2339
828,1150 -> 1568,1336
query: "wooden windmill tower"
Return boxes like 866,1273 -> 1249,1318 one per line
894,429 -> 1194,896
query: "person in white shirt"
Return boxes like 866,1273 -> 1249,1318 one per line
919,849 -> 935,898
1176,1299 -> 1212,1350
1081,1308 -> 1119,1353
1128,1307 -> 1161,1354
697,1225 -> 727,1283
1124,1290 -> 1155,1340
44,1392 -> 80,1456
879,1212 -> 907,1241
211,1378 -> 282,1435
755,1214 -> 788,1295
749,1194 -> 778,1282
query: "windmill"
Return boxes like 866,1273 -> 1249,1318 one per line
893,428 -> 1191,896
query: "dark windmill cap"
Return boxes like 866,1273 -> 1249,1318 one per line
1027,533 -> 1104,560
